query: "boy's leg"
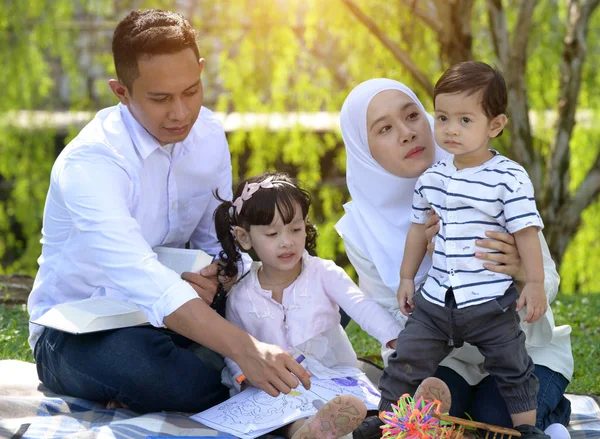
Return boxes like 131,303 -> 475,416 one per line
34,326 -> 229,413
469,375 -> 513,428
378,292 -> 454,411
460,286 -> 538,424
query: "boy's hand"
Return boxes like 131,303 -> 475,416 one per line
516,282 -> 547,323
397,279 -> 415,316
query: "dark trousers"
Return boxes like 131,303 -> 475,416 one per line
379,286 -> 538,415
34,326 -> 229,413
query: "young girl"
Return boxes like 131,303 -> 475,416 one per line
213,171 -> 403,439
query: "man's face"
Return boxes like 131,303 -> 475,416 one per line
117,48 -> 204,145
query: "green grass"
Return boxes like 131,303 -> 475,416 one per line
2,293 -> 598,395
0,303 -> 33,362
346,293 -> 600,396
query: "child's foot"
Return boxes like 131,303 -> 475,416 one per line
106,400 -> 129,410
544,423 -> 571,439
414,376 -> 452,413
292,395 -> 367,439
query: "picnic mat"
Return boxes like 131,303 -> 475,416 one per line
1,359 -> 599,439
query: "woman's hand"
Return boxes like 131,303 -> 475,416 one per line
424,211 -> 441,257
475,231 -> 526,284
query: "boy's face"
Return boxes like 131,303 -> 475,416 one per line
434,91 -> 506,164
110,48 -> 204,145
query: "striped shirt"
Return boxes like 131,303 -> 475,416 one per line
412,151 -> 543,309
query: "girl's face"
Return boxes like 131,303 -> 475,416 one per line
366,90 -> 436,178
237,204 -> 307,275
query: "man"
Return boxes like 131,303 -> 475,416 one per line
27,8 -> 310,413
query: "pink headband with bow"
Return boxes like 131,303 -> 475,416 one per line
232,176 -> 295,215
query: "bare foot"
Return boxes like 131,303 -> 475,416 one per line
414,376 -> 452,413
106,400 -> 129,410
291,395 -> 367,439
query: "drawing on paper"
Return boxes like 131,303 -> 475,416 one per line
211,387 -> 317,426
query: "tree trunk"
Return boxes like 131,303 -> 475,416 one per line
541,0 -> 600,266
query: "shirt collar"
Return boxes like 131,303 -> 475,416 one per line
119,103 -> 164,160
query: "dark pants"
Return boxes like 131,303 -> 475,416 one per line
435,364 -> 571,430
34,326 -> 229,413
379,286 -> 538,415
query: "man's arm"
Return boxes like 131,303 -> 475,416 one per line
59,152 -> 198,327
163,298 -> 311,396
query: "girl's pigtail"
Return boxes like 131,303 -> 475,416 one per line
214,198 -> 241,280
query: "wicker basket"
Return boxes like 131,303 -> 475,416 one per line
432,412 -> 522,439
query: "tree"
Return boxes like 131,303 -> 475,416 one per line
339,0 -> 600,270
1,0 -> 599,293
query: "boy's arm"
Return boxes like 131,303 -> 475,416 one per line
513,227 -> 547,323
397,222 -> 429,315
400,223 -> 429,280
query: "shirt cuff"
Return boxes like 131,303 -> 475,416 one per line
150,279 -> 199,326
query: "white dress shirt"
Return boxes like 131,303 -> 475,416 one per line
413,152 -> 544,308
224,252 -> 403,383
28,104 -> 240,349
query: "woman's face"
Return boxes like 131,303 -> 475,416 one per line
366,90 -> 436,178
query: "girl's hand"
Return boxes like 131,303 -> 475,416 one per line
475,231 -> 526,283
424,211 -> 441,257
397,279 -> 415,316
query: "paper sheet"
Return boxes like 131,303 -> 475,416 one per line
190,372 -> 380,439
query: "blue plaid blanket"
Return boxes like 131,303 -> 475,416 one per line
1,360 -> 598,439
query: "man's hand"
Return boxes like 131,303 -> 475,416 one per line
397,278 -> 415,316
182,263 -> 219,304
424,211 -> 440,257
517,282 -> 547,323
234,340 -> 312,397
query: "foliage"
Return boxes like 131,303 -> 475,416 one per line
0,0 -> 599,293
0,304 -> 32,362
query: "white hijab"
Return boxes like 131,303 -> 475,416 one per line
335,78 -> 450,293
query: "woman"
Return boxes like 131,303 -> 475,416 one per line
335,79 -> 573,438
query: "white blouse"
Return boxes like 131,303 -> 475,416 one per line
223,252 -> 403,383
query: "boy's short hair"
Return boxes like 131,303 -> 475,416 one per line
112,9 -> 200,92
434,61 -> 508,120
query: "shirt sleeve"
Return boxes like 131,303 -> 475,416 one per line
320,260 -> 402,346
412,176 -> 431,224
502,172 -> 544,233
540,231 -> 560,304
58,150 -> 199,327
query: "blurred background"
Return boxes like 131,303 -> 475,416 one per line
1,0 -> 600,296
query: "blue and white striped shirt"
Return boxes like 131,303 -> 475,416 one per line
412,151 -> 543,309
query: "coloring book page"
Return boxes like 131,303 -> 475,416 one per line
190,373 -> 381,439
